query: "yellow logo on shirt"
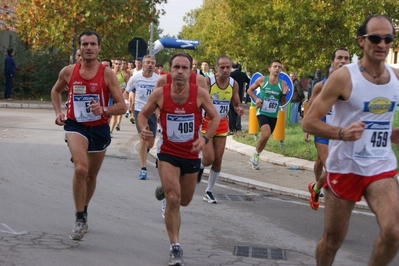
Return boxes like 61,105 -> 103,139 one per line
368,97 -> 392,114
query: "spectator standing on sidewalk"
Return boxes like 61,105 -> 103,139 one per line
50,30 -> 126,241
138,52 -> 219,266
229,62 -> 250,133
304,47 -> 350,210
247,60 -> 289,170
302,15 -> 399,266
289,72 -> 305,124
4,48 -> 16,100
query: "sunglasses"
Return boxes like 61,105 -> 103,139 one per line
362,34 -> 395,44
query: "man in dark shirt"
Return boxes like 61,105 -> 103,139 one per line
4,48 -> 16,100
289,72 -> 305,123
307,69 -> 322,100
229,62 -> 250,133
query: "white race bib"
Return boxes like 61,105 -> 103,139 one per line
213,100 -> 230,118
166,114 -> 195,142
353,120 -> 391,160
73,94 -> 101,122
261,97 -> 278,113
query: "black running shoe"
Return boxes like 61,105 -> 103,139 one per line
197,167 -> 204,183
155,186 -> 165,201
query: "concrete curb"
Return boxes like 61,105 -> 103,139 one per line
0,102 -> 55,109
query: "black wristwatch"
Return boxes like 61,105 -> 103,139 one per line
202,135 -> 209,144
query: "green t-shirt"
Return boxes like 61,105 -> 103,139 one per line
256,76 -> 283,118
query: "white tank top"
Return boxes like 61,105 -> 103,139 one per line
326,62 -> 399,176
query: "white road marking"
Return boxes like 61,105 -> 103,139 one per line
0,223 -> 27,235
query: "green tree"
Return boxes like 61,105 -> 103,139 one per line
180,0 -> 399,76
0,1 -> 18,31
14,0 -> 167,59
0,39 -> 68,100
180,0 -> 234,67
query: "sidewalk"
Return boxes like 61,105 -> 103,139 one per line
0,99 -> 368,209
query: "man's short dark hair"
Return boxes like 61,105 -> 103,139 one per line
156,63 -> 163,68
232,61 -> 239,68
78,30 -> 102,46
7,48 -> 13,55
216,55 -> 231,67
101,58 -> 112,67
269,59 -> 282,67
169,52 -> 193,68
331,47 -> 349,61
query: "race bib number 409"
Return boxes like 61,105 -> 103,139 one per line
166,113 -> 195,142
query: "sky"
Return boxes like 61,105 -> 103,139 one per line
157,0 -> 203,37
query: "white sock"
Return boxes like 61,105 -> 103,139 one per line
170,243 -> 180,249
206,169 -> 219,192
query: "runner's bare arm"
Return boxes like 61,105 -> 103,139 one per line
191,87 -> 220,153
50,65 -> 73,125
155,75 -> 167,89
247,76 -> 264,108
196,75 -> 209,92
280,80 -> 289,105
302,67 -> 364,141
303,80 -> 323,141
307,80 -> 323,108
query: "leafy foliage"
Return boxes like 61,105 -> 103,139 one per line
0,1 -> 18,31
180,0 -> 399,76
13,0 -> 167,59
0,39 -> 67,100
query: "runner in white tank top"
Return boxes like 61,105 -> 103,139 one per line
302,15 -> 399,266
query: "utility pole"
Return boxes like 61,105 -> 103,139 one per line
149,21 -> 154,55
149,0 -> 154,55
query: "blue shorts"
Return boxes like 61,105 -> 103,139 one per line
157,153 -> 201,175
314,136 -> 329,145
64,119 -> 111,152
108,96 -> 114,106
257,115 -> 277,133
134,111 -> 157,137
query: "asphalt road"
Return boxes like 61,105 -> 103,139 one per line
1,108 -> 398,266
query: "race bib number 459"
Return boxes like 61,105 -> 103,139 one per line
353,120 -> 391,160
